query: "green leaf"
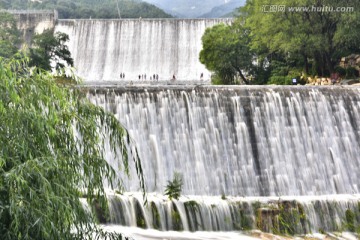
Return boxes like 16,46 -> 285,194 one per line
0,58 -> 145,239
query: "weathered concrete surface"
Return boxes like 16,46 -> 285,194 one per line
5,10 -> 58,46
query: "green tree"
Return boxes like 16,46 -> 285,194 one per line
243,0 -> 360,77
0,58 -> 145,239
200,20 -> 253,84
0,12 -> 21,59
29,30 -> 73,71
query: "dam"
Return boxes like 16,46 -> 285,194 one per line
88,85 -> 360,197
55,18 -> 232,81
5,9 -> 57,46
87,85 -> 360,235
55,17 -> 359,236
9,13 -> 358,237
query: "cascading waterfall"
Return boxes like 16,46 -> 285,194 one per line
55,19 -> 231,82
55,13 -> 360,237
105,192 -> 360,234
87,85 -> 360,234
89,86 -> 360,196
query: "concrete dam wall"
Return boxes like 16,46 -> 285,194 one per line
6,10 -> 57,46
55,18 -> 232,82
7,14 -> 230,81
88,85 -> 360,197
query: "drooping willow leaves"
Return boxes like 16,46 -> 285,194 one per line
0,58 -> 145,240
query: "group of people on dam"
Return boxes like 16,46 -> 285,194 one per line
119,73 -> 160,81
137,74 -> 159,81
119,72 -> 206,81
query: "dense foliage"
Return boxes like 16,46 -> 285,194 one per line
0,12 -> 20,59
144,0 -> 241,18
0,13 -> 73,72
200,0 -> 360,84
0,10 -> 146,238
244,0 -> 360,77
0,58 -> 145,239
200,20 -> 252,84
29,29 -> 73,71
0,0 -> 172,19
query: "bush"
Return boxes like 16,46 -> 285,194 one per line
346,67 -> 359,78
270,60 -> 289,76
334,66 -> 346,77
211,73 -> 224,85
268,75 -> 293,85
345,209 -> 355,232
164,172 -> 183,200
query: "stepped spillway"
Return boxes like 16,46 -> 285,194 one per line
87,85 -> 360,197
87,84 -> 360,235
104,192 -> 360,234
60,17 -> 360,236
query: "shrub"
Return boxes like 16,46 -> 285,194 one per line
268,75 -> 293,85
164,172 -> 183,200
345,67 -> 359,78
334,66 -> 346,77
345,209 -> 355,232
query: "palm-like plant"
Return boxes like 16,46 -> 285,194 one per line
164,172 -> 183,200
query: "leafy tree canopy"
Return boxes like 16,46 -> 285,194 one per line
201,0 -> 360,85
29,29 -> 73,71
242,0 -> 360,77
199,19 -> 253,85
0,58 -> 145,239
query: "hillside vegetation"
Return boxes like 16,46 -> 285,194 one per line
0,0 -> 173,18
200,0 -> 360,85
143,0 -> 230,18
199,0 -> 246,18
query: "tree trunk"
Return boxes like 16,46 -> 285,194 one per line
303,54 -> 309,75
324,51 -> 334,75
234,66 -> 249,84
238,69 -> 249,85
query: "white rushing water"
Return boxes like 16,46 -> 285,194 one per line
88,85 -> 360,197
53,16 -> 360,238
101,225 -> 359,240
101,225 -> 259,240
103,192 -> 360,234
55,19 -> 232,82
